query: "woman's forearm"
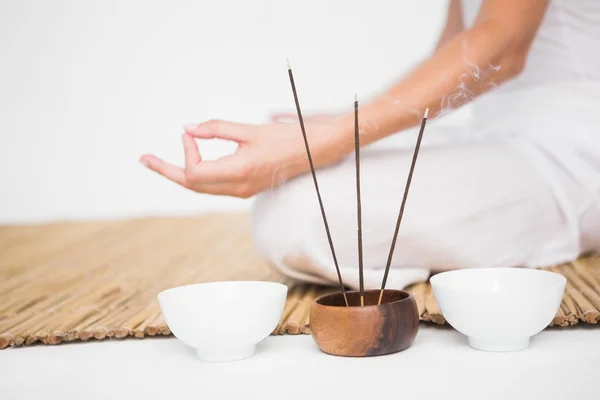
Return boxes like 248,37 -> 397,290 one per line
331,0 -> 548,153
342,23 -> 526,144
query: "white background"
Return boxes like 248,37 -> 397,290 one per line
0,0 -> 457,224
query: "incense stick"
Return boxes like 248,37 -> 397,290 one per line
286,59 -> 348,307
354,94 -> 364,306
378,108 -> 429,305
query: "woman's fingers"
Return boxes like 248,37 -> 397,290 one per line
184,119 -> 252,142
183,123 -> 248,183
143,135 -> 249,189
140,154 -> 256,197
270,113 -> 299,124
182,133 -> 201,171
140,154 -> 253,195
139,155 -> 188,187
184,155 -> 247,184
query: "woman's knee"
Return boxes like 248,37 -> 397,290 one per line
250,172 -> 317,263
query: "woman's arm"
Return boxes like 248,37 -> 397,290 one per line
140,0 -> 549,198
331,0 -> 549,151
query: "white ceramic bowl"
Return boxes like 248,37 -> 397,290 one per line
157,281 -> 287,362
430,268 -> 566,352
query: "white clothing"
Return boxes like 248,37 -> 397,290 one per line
462,0 -> 600,88
462,0 -> 600,262
249,0 -> 600,290
462,0 -> 600,89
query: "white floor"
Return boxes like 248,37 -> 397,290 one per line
1,324 -> 598,400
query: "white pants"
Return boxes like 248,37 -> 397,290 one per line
250,93 -> 600,290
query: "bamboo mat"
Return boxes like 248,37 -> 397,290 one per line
1,214 -> 599,350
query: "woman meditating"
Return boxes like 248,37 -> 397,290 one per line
140,0 -> 600,290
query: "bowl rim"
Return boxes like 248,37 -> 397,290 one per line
429,267 -> 567,293
312,288 -> 414,310
157,280 -> 288,302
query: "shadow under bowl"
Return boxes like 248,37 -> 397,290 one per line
309,289 -> 419,357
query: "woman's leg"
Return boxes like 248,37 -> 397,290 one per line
250,136 -> 574,290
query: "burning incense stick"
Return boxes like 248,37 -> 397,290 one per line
378,108 -> 429,305
286,59 -> 348,307
354,94 -> 364,306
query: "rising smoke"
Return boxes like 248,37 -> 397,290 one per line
438,40 -> 502,118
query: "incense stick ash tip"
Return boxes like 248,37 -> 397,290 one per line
424,108 -> 429,119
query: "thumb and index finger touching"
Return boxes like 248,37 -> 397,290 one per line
140,119 -> 251,188
181,132 -> 246,184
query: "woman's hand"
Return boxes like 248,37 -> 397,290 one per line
139,118 -> 348,198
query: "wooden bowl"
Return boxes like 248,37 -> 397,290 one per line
309,289 -> 419,357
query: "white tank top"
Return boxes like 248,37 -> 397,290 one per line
461,0 -> 600,123
461,0 -> 600,91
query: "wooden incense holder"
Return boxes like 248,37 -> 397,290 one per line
309,289 -> 419,357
